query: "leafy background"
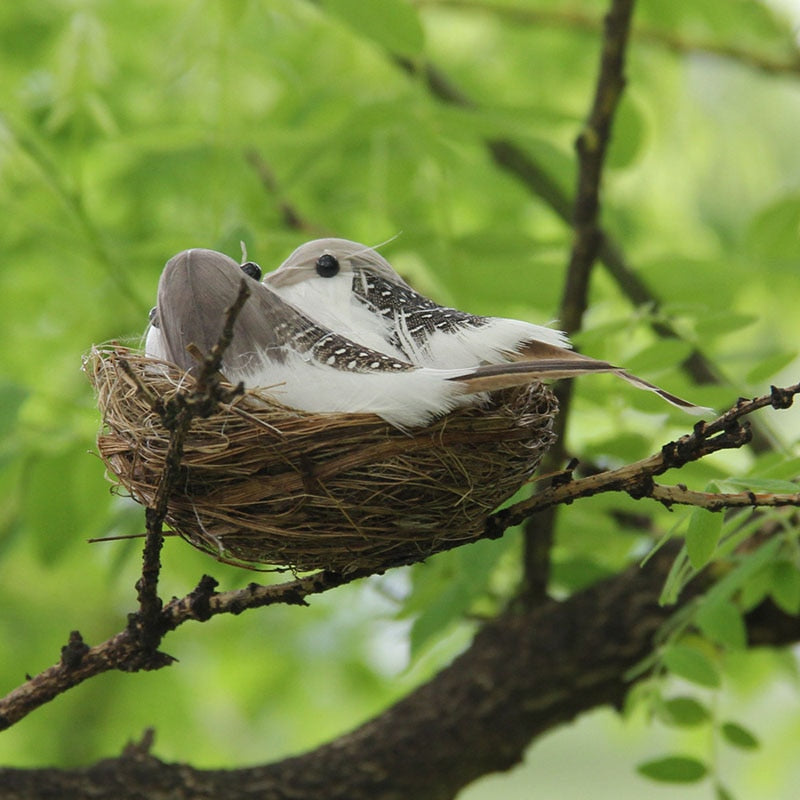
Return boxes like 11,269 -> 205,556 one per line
1,0 -> 800,797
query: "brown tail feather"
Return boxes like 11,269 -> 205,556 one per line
451,344 -> 711,415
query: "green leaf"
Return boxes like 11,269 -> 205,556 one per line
719,477 -> 800,494
622,339 -> 696,377
658,531 -> 695,605
756,455 -> 800,482
320,0 -> 424,57
721,721 -> 760,750
409,580 -> 471,656
769,560 -> 800,614
551,556 -> 616,593
660,696 -> 711,727
685,507 -> 724,570
739,564 -> 772,611
636,755 -> 708,783
581,432 -> 651,463
406,539 -> 506,656
745,350 -> 798,384
694,311 -> 757,339
663,643 -> 721,688
746,195 -> 800,266
705,537 -> 782,604
607,93 -> 646,170
695,600 -> 747,650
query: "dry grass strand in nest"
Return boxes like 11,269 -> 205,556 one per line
86,345 -> 558,573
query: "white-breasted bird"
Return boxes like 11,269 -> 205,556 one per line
264,237 -> 707,414
145,248 -> 661,429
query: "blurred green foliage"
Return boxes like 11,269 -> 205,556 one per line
1,0 -> 799,797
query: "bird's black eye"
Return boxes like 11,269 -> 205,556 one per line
240,261 -> 262,281
148,306 -> 159,328
315,253 -> 340,278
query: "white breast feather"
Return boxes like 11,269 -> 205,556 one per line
144,325 -> 166,360
233,350 -> 474,429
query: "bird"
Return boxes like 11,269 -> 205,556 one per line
264,237 -> 708,414
144,248 -> 661,429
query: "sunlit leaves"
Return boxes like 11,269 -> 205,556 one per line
637,754 -> 708,783
659,695 -> 711,727
721,721 -> 760,751
662,641 -> 721,688
685,506 -> 723,570
320,0 -> 424,57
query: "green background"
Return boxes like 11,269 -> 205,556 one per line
1,1 -> 800,797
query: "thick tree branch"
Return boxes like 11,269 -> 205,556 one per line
2,544 -> 799,800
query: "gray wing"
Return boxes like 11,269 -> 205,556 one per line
152,248 -> 414,375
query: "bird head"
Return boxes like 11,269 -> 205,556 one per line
267,238 -> 411,290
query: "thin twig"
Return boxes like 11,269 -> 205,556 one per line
0,570 -> 363,731
562,0 -> 635,332
131,280 -> 251,661
488,383 -> 799,533
650,484 -> 800,510
244,149 -> 328,235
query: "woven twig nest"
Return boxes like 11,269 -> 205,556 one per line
87,345 -> 558,573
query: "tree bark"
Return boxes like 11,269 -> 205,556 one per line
2,546 -> 797,800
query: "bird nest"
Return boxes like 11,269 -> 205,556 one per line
86,345 -> 558,573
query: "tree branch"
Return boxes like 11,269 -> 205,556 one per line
2,379 -> 796,731
2,543 -> 799,800
491,383 -> 797,532
521,0 -> 636,600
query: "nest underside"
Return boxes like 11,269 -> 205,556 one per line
87,346 -> 559,573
